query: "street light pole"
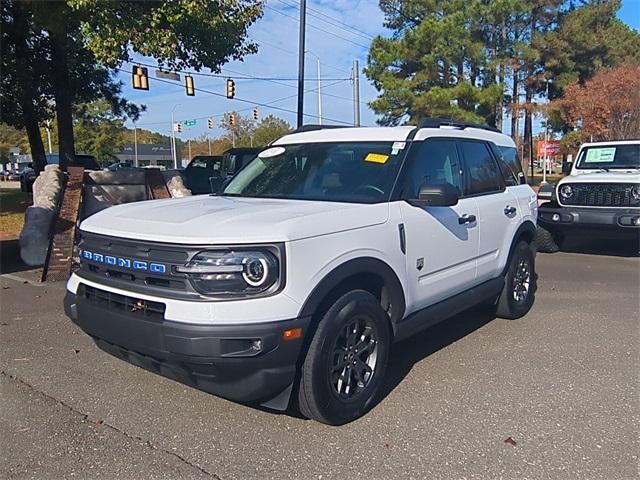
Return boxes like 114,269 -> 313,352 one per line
170,104 -> 181,169
542,80 -> 551,185
133,123 -> 138,167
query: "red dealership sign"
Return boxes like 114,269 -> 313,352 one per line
536,140 -> 561,157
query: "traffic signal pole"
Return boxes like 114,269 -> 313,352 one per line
296,0 -> 306,128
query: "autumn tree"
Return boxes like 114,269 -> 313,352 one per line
551,64 -> 640,141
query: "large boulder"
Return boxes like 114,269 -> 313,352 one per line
163,170 -> 191,198
19,165 -> 64,266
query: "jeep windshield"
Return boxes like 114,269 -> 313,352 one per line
575,144 -> 639,170
222,142 -> 406,203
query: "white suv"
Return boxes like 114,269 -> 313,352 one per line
64,120 -> 538,425
536,140 -> 640,252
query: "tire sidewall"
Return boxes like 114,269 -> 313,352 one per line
504,242 -> 536,317
305,290 -> 390,425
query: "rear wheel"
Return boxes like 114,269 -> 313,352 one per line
297,290 -> 390,425
496,241 -> 536,320
535,224 -> 563,253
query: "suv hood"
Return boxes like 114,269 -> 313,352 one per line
560,170 -> 640,184
79,195 -> 389,244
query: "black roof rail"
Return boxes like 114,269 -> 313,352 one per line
417,117 -> 500,133
290,124 -> 352,134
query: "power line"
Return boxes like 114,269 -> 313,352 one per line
249,36 -> 352,75
131,60 -> 349,82
264,5 -> 371,50
273,0 -> 376,42
119,68 -> 354,126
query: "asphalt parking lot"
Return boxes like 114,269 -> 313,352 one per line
1,239 -> 638,479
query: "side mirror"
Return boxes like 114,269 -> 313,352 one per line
518,172 -> 527,185
408,183 -> 460,207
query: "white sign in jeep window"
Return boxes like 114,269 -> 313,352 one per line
585,147 -> 616,163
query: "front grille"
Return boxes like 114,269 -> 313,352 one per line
79,284 -> 166,320
559,183 -> 639,207
77,232 -> 201,299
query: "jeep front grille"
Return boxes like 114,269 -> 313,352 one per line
559,183 -> 639,207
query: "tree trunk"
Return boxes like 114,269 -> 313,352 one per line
48,26 -> 75,171
13,3 -> 46,173
524,84 -> 533,181
511,70 -> 519,146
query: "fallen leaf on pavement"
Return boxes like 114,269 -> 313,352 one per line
504,436 -> 517,446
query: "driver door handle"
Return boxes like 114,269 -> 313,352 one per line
458,214 -> 476,225
504,205 -> 517,215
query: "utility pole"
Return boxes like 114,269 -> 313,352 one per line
542,79 -> 552,185
208,135 -> 212,155
296,0 -> 306,128
352,59 -> 361,127
188,139 -> 192,161
134,124 -> 138,167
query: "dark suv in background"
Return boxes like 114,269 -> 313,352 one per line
20,153 -> 100,192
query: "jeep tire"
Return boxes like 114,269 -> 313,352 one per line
297,290 -> 390,425
535,224 -> 562,253
496,241 -> 536,320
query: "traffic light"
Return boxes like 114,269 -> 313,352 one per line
175,122 -> 183,133
207,117 -> 214,129
185,75 -> 195,96
132,66 -> 149,90
253,107 -> 259,121
226,78 -> 235,99
228,112 -> 236,126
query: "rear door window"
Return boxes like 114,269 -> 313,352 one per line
459,141 -> 503,195
402,139 -> 463,198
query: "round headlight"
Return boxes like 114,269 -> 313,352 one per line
559,184 -> 573,199
631,185 -> 640,201
243,256 -> 270,287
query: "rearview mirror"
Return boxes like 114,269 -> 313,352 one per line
408,183 -> 460,207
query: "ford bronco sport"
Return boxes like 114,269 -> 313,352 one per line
64,120 -> 538,425
536,140 -> 640,252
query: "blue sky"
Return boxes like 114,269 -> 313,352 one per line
119,0 -> 640,141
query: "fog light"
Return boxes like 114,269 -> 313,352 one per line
552,213 -> 560,222
633,217 -> 640,226
251,339 -> 262,352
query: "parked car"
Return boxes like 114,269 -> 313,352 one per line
221,147 -> 262,178
106,161 -> 134,172
20,153 -> 100,192
65,120 -> 538,425
536,140 -> 640,252
183,155 -> 224,194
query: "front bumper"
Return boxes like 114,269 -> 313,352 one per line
538,204 -> 640,233
64,289 -> 311,410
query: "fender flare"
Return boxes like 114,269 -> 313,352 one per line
298,257 -> 406,325
501,220 -> 537,276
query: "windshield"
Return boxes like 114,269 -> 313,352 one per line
576,144 -> 639,169
223,142 -> 406,203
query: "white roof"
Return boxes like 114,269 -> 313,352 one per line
578,140 -> 639,148
274,125 -> 515,147
274,126 -> 415,145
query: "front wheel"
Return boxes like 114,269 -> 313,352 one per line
496,241 -> 536,320
297,290 -> 390,425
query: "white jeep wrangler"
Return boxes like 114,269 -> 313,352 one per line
64,120 -> 538,425
536,140 -> 640,252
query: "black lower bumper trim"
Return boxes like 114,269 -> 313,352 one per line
538,205 -> 640,232
64,290 -> 310,409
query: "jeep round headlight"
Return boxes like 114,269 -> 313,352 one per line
631,185 -> 640,201
176,249 -> 281,297
559,184 -> 573,199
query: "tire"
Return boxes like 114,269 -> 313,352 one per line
496,241 -> 536,320
297,290 -> 391,425
535,224 -> 562,253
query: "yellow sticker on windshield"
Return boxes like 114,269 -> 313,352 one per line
365,153 -> 389,164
